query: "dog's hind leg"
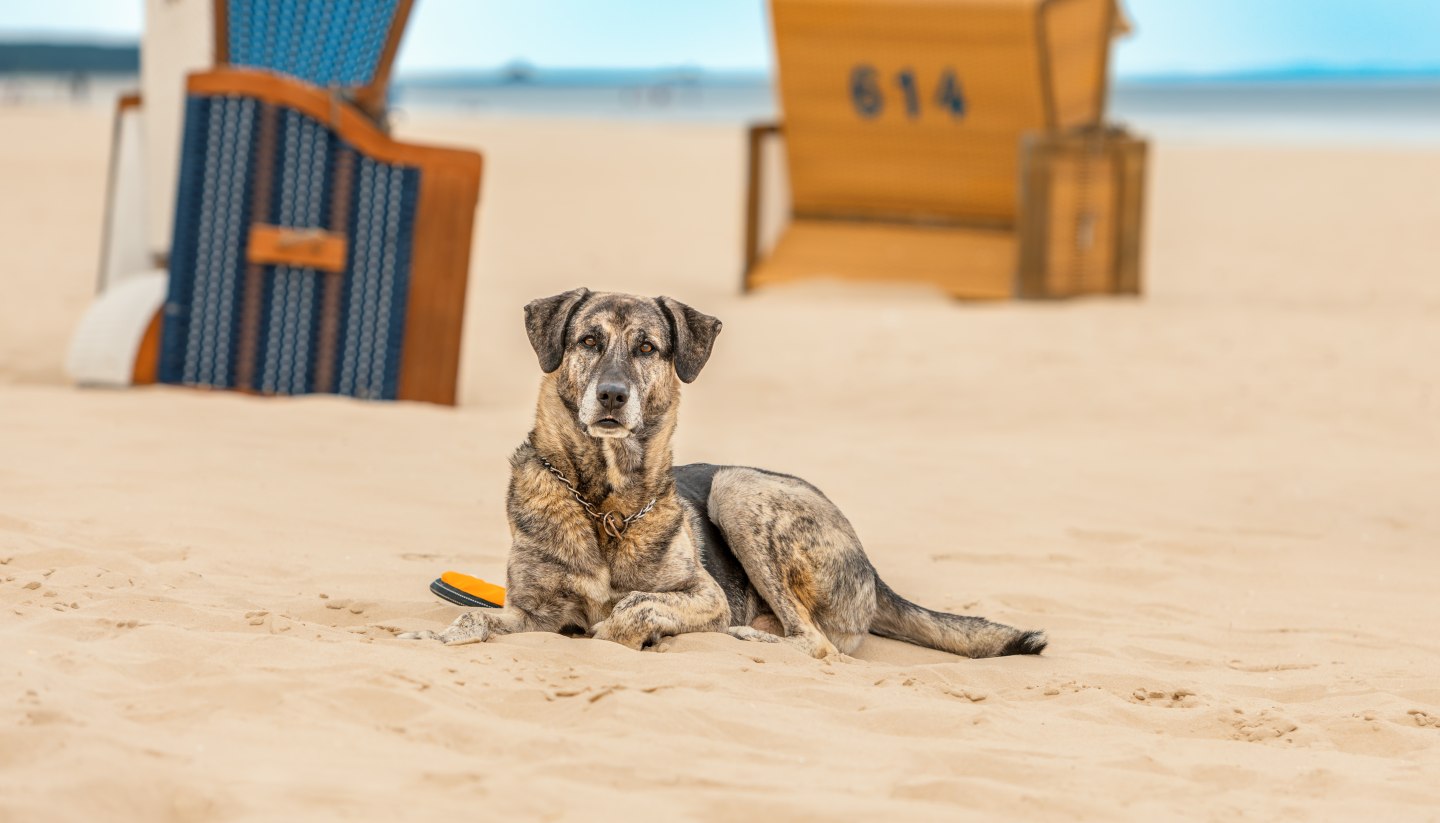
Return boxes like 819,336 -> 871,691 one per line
707,468 -> 877,659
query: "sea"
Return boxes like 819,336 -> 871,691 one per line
389,69 -> 1440,146
5,66 -> 1438,145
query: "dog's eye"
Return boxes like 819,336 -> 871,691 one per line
638,341 -> 654,354
582,336 -> 597,348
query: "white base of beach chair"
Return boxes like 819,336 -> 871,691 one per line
66,272 -> 167,387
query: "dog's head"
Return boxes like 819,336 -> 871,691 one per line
524,289 -> 722,439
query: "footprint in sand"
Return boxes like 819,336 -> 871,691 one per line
1407,710 -> 1440,729
23,708 -> 74,726
1227,660 -> 1319,672
943,688 -> 987,703
244,610 -> 291,633
1032,680 -> 1096,697
1227,708 -> 1299,743
318,596 -> 369,615
1131,688 -> 1201,708
94,570 -> 134,589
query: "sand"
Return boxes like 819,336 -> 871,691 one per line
2,105 -> 1439,821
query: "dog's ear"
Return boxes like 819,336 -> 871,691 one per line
523,288 -> 591,373
658,296 -> 723,383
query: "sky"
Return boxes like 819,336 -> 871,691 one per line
2,0 -> 1439,78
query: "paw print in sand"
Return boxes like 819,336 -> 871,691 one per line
1227,707 -> 1299,743
1407,710 -> 1440,729
1131,688 -> 1201,708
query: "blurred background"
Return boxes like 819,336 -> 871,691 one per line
4,0 -> 1440,137
3,0 -> 1438,401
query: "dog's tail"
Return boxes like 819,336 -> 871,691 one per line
871,575 -> 1047,658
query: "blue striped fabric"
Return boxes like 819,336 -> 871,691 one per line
160,96 -> 258,390
159,93 -> 419,401
334,156 -> 418,400
226,0 -> 400,90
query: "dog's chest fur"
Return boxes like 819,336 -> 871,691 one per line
594,466 -> 755,625
507,446 -> 755,628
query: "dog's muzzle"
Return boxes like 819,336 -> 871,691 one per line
583,379 -> 638,437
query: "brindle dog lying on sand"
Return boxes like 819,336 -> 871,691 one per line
402,289 -> 1047,658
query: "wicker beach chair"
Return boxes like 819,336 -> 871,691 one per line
156,69 -> 481,405
74,0 -> 418,374
743,0 -> 1147,299
73,2 -> 482,405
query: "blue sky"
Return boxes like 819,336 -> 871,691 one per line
3,1 -> 1439,78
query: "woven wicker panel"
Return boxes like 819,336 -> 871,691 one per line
225,0 -> 401,89
159,92 -> 418,400
771,0 -> 1113,226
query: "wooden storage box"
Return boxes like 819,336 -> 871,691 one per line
1018,125 -> 1146,297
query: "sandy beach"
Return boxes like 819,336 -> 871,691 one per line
2,104 -> 1439,821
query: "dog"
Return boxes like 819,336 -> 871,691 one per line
401,289 -> 1047,658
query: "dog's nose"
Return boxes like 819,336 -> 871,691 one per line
596,383 -> 629,412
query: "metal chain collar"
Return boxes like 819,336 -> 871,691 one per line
536,456 -> 656,538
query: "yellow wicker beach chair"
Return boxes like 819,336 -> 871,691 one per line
744,0 -> 1147,299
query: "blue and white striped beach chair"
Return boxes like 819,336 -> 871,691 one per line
156,69 -> 481,405
66,0 -> 449,399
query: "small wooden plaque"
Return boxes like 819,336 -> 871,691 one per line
246,224 -> 348,273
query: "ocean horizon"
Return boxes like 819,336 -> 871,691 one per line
3,54 -> 1437,144
388,67 -> 1440,145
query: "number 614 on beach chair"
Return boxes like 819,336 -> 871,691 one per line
744,0 -> 1147,300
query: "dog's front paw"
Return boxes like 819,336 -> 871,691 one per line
725,625 -> 782,644
590,618 -> 648,650
400,612 -> 492,646
438,611 -> 492,645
